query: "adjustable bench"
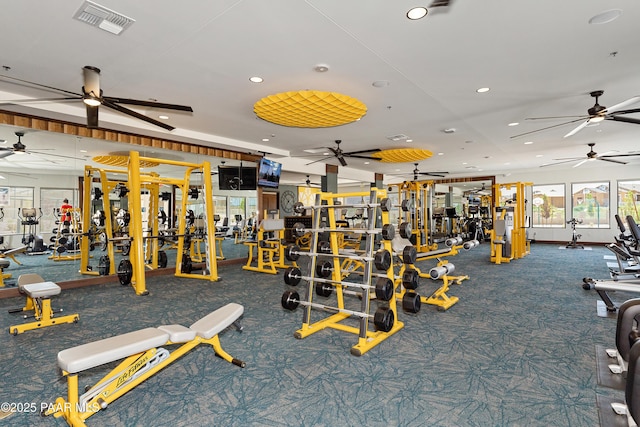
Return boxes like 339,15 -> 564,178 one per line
44,303 -> 246,426
8,275 -> 79,335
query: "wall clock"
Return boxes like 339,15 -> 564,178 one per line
280,190 -> 296,214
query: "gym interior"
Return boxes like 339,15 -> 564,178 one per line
2,3 -> 640,427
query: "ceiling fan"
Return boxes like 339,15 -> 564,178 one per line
304,175 -> 321,187
511,90 -> 640,139
0,131 -> 82,161
541,142 -> 640,168
392,163 -> 448,180
305,140 -> 381,167
0,66 -> 193,131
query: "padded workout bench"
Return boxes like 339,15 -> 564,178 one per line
44,303 -> 246,426
8,275 -> 79,335
0,244 -> 28,265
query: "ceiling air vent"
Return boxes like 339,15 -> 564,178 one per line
386,134 -> 408,142
73,0 -> 135,35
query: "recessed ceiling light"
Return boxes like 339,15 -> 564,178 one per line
524,141 -> 533,145
536,154 -> 543,158
589,9 -> 622,25
437,152 -> 444,156
476,87 -> 490,93
407,7 -> 428,20
364,161 -> 370,165
508,122 -> 519,127
462,162 -> 468,165
249,76 -> 263,83
262,138 -> 269,142
406,139 -> 413,143
158,115 -> 169,120
372,80 -> 390,88
314,64 -> 330,73
80,149 -> 87,153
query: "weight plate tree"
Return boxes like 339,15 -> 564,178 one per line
280,187 -> 405,356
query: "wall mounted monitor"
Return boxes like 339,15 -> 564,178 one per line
257,158 -> 282,189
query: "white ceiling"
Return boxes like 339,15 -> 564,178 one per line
1,0 -> 640,183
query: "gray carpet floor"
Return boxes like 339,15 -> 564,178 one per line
0,243 -> 628,426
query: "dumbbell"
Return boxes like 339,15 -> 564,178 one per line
281,290 -> 395,332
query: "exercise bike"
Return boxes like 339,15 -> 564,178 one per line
566,218 -> 584,249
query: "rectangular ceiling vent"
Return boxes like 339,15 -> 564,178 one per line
386,134 -> 408,142
73,0 -> 135,35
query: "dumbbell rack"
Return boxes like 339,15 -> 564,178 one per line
282,188 -> 403,356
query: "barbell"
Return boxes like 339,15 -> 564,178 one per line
281,290 -> 395,332
291,222 -> 396,241
284,244 -> 392,270
283,265 -> 394,301
292,198 -> 393,214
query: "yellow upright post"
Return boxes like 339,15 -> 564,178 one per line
128,151 -> 148,296
202,161 -> 219,280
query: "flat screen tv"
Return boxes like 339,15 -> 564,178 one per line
257,158 -> 282,189
217,165 -> 257,190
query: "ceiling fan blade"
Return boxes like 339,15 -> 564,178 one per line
345,154 -> 380,161
607,115 -> 640,125
599,158 -> 628,165
102,99 -> 175,131
103,97 -> 193,112
550,156 -> 583,161
525,115 -> 586,120
510,118 -> 585,139
603,96 -> 640,114
0,96 -> 80,105
600,153 -> 640,158
344,148 -> 381,155
337,156 -> 347,167
540,159 -> 582,168
86,104 -> 99,128
305,156 -> 333,166
572,159 -> 588,168
28,150 -> 85,160
0,73 -> 81,97
563,119 -> 589,138
609,108 -> 640,116
420,172 -> 448,177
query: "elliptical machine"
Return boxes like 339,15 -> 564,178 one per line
18,207 -> 47,254
566,218 -> 584,249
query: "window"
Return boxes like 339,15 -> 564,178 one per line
213,196 -> 227,226
618,179 -> 640,228
531,184 -> 565,227
571,181 -> 610,228
228,196 -> 246,225
40,188 -> 77,236
0,186 -> 35,236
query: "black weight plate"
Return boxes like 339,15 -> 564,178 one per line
373,307 -> 394,332
402,292 -> 422,313
98,255 -> 110,276
315,282 -> 333,297
158,250 -> 168,268
118,259 -> 133,285
374,250 -> 391,271
281,290 -> 300,310
284,266 -> 302,286
402,268 -> 419,290
375,277 -> 394,301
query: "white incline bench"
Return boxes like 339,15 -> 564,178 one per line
44,303 -> 246,427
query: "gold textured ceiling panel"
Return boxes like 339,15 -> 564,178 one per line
92,155 -> 159,168
372,148 -> 433,163
254,90 -> 367,128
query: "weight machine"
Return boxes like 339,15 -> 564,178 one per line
490,182 -> 532,264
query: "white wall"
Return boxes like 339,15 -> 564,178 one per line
497,163 -> 639,243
